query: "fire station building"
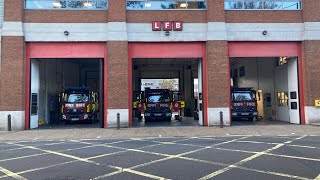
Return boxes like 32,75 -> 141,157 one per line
0,0 -> 320,131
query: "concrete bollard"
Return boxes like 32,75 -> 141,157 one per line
219,111 -> 223,128
117,113 -> 120,130
8,114 -> 12,131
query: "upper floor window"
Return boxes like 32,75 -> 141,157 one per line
25,0 -> 108,10
225,0 -> 301,10
127,0 -> 206,10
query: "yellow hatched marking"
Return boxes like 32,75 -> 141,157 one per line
6,143 -> 99,165
199,135 -> 308,180
179,156 -> 311,180
0,166 -> 27,180
199,144 -> 285,180
92,136 -> 249,179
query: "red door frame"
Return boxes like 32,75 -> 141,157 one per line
228,42 -> 305,125
25,42 -> 108,129
128,42 -> 208,127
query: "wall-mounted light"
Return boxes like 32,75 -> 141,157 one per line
64,31 -> 69,36
165,31 -> 170,36
180,3 -> 188,8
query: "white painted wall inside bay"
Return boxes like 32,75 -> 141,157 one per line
230,57 -> 289,122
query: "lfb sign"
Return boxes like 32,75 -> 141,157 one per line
152,21 -> 183,31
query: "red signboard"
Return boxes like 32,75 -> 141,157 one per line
152,21 -> 161,31
163,21 -> 173,31
152,21 -> 183,31
174,22 -> 183,31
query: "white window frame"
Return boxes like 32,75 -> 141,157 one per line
24,0 -> 108,10
126,0 -> 207,10
224,0 -> 302,10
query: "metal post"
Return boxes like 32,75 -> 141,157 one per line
7,114 -> 11,131
117,113 -> 120,129
219,111 -> 223,128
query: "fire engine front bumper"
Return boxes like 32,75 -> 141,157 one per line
62,113 -> 92,121
232,112 -> 258,118
144,112 -> 172,120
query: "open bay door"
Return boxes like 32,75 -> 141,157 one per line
30,61 -> 40,129
198,59 -> 204,125
288,58 -> 300,124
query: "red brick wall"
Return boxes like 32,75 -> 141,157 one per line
127,11 -> 207,23
303,41 -> 320,106
0,37 -> 25,111
4,0 -> 24,21
107,41 -> 129,109
207,0 -> 225,22
108,0 -> 126,22
302,0 -> 320,22
206,41 -> 229,108
226,11 -> 303,23
24,10 -> 108,23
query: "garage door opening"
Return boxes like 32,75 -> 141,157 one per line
30,58 -> 104,129
132,58 -> 204,127
230,57 -> 301,126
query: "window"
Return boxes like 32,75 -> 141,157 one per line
225,0 -> 301,10
25,0 -> 108,10
126,0 -> 206,10
232,92 -> 255,101
277,92 -> 289,106
31,93 -> 38,115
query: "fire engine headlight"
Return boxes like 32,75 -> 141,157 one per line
145,113 -> 150,116
84,114 -> 88,119
166,113 -> 172,117
253,112 -> 258,116
232,113 -> 237,116
62,115 -> 66,120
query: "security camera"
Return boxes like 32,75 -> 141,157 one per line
262,30 -> 267,36
64,31 -> 69,36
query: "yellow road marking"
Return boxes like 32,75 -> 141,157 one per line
0,166 -> 27,180
198,144 -> 285,180
179,156 -> 311,180
0,161 -> 78,179
315,173 -> 320,180
7,143 -> 99,165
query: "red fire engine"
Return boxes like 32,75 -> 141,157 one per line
133,88 -> 185,121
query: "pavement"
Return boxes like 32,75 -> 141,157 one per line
0,122 -> 320,141
0,135 -> 320,179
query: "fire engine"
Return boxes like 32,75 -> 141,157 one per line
231,87 -> 258,121
133,88 -> 185,121
59,87 -> 99,123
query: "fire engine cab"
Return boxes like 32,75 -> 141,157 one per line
59,87 -> 99,123
133,88 -> 185,121
231,87 -> 258,121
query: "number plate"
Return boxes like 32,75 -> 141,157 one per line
71,118 -> 79,121
242,113 -> 249,115
154,114 -> 162,116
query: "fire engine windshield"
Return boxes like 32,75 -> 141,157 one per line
147,93 -> 170,103
232,92 -> 255,101
66,94 -> 89,103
